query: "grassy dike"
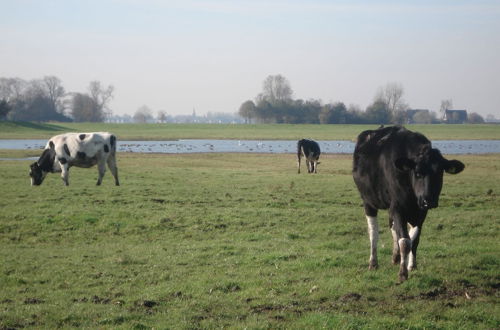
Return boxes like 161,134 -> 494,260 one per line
1,121 -> 500,140
0,150 -> 498,329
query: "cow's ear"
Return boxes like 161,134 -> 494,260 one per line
395,158 -> 415,172
49,141 -> 55,149
444,159 -> 464,174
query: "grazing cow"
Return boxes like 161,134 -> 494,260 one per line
29,132 -> 119,186
352,126 -> 464,282
297,139 -> 321,174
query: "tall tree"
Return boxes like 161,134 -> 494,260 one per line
41,76 -> 66,114
319,102 -> 347,124
71,93 -> 103,122
374,82 -> 408,124
157,110 -> 167,123
260,74 -> 293,104
0,99 -> 11,119
467,112 -> 484,124
88,81 -> 114,120
238,100 -> 256,124
0,78 -> 27,103
133,105 -> 154,123
365,99 -> 391,124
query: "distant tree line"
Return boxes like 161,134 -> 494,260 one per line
126,105 -> 243,124
0,76 -> 113,122
0,74 -> 489,124
239,75 -> 486,124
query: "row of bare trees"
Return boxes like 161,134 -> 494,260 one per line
0,76 -> 113,122
239,75 -> 411,124
240,75 -> 485,124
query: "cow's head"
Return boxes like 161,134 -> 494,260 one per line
29,147 -> 56,186
395,147 -> 464,210
29,162 -> 47,186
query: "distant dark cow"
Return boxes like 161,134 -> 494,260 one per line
297,139 -> 321,174
29,132 -> 119,186
352,126 -> 464,281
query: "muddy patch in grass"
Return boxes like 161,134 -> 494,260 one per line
24,297 -> 44,304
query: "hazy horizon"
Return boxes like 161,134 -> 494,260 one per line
1,0 -> 499,118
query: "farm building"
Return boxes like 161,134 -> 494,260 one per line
444,109 -> 468,124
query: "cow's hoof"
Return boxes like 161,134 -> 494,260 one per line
369,262 -> 378,270
398,269 -> 408,282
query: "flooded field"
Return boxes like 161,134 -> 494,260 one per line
0,139 -> 500,155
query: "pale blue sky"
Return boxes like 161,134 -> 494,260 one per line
1,0 -> 499,117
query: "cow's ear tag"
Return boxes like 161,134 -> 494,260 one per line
395,158 -> 415,172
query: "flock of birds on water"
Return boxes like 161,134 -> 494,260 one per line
11,140 -> 500,155
116,140 -> 352,154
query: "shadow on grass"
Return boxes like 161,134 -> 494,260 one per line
11,121 -> 72,131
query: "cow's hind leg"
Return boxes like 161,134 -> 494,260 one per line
107,155 -> 120,186
365,205 -> 379,270
61,163 -> 69,186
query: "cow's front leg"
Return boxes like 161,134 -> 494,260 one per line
391,226 -> 400,264
408,224 -> 421,271
391,212 -> 411,282
96,161 -> 106,185
60,164 -> 69,186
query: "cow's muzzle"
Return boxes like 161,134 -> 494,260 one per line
419,198 -> 437,210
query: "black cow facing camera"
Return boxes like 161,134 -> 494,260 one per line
352,126 -> 464,282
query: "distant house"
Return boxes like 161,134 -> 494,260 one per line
406,109 -> 430,124
444,110 -> 468,124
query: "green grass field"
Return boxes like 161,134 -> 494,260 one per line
0,149 -> 498,329
1,121 -> 500,140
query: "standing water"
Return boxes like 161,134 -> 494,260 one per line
0,139 -> 500,155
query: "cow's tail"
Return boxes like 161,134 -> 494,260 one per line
297,139 -> 304,160
110,134 -> 117,154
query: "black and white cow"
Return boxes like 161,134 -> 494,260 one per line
297,139 -> 321,174
352,126 -> 464,282
29,132 -> 119,186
